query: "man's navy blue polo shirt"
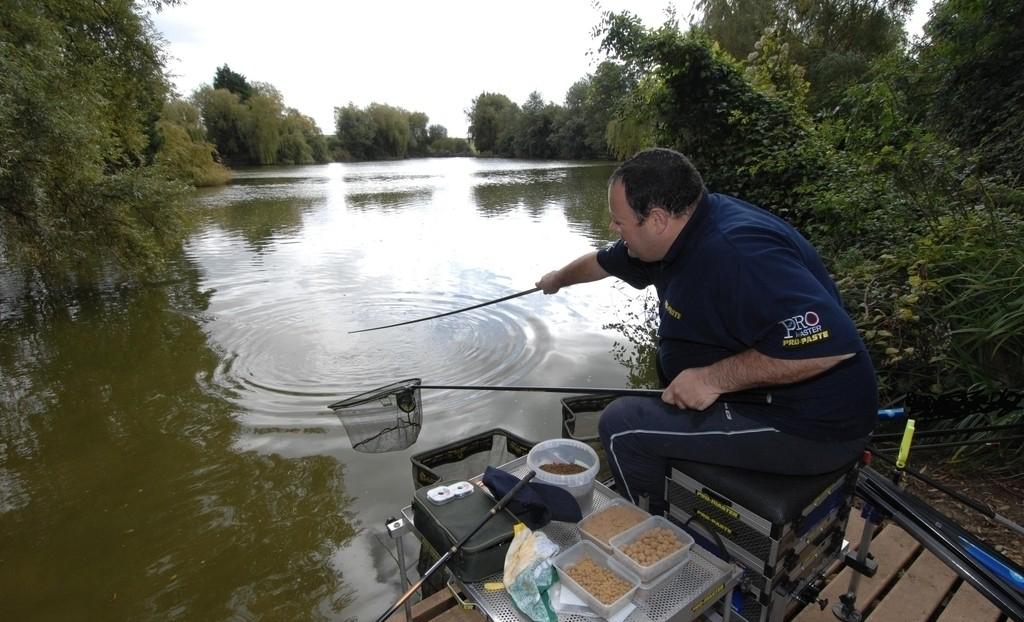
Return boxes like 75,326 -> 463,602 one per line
597,192 -> 877,441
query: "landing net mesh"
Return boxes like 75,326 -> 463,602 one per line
329,378 -> 423,453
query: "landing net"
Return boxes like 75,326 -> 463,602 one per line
329,379 -> 423,453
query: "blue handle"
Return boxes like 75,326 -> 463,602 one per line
877,407 -> 906,421
960,536 -> 1024,593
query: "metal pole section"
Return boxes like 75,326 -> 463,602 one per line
833,511 -> 880,622
384,516 -> 413,622
722,587 -> 734,622
349,287 -> 541,333
395,534 -> 412,621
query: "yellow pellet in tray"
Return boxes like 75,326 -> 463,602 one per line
565,556 -> 633,605
581,504 -> 647,545
621,527 -> 683,566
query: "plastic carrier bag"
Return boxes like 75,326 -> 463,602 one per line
504,524 -> 560,622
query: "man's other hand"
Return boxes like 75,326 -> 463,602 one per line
662,368 -> 720,411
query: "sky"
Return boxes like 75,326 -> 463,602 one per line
151,0 -> 936,138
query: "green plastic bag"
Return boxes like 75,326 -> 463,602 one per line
503,524 -> 560,622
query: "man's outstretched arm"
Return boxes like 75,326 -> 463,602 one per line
536,251 -> 610,294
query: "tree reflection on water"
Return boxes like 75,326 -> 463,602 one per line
0,261 -> 356,620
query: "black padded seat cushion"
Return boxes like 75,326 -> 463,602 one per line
668,460 -> 855,525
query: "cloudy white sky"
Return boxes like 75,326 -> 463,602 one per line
152,0 -> 935,138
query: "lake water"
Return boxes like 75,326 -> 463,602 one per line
0,158 -> 652,620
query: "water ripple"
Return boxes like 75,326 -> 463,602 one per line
204,286 -> 549,427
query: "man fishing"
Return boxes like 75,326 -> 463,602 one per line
536,148 -> 877,515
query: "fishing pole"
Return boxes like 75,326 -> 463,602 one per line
374,470 -> 537,622
328,378 -> 774,453
868,447 -> 1024,537
349,287 -> 540,334
872,422 -> 1024,441
856,467 -> 1024,619
328,382 -> 773,410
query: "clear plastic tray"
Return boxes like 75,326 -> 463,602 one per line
551,540 -> 640,619
609,515 -> 695,583
578,497 -> 650,552
634,560 -> 688,601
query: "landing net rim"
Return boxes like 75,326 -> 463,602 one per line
329,378 -> 422,411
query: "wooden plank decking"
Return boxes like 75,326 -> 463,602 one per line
396,512 -> 1009,622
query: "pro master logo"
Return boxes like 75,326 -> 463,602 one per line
780,311 -> 831,347
663,300 -> 682,320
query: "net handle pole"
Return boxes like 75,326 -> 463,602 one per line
327,382 -> 773,410
349,287 -> 541,334
418,384 -> 773,405
374,471 -> 537,622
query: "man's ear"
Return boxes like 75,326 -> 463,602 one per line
650,206 -> 670,232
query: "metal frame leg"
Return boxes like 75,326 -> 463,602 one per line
722,587 -> 734,622
386,516 -> 414,622
832,507 -> 881,622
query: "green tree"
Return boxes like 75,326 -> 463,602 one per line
334,103 -> 376,160
407,111 -> 430,156
155,100 -> 231,186
585,62 -> 632,156
276,110 -> 314,165
243,83 -> 284,165
275,109 -> 329,165
367,103 -> 411,159
192,85 -> 250,164
467,92 -> 520,154
427,124 -> 448,143
429,137 -> 473,157
696,0 -> 778,60
744,27 -> 810,107
917,0 -> 1024,177
0,0 -> 191,275
299,113 -> 330,164
696,0 -> 912,109
598,12 -> 815,222
197,70 -> 328,167
551,62 -> 629,159
552,80 -> 591,159
213,63 -> 252,101
513,91 -> 561,158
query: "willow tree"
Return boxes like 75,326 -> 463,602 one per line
245,83 -> 285,165
368,103 -> 412,159
155,100 -> 232,187
0,0 -> 190,276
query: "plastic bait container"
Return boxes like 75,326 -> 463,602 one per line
525,438 -> 599,504
551,540 -> 640,619
578,498 -> 650,552
609,515 -> 695,583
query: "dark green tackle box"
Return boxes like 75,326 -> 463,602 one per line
412,479 -> 518,582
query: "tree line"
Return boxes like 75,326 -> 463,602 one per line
3,0 -> 1022,425
464,62 -> 625,160
193,65 -> 471,165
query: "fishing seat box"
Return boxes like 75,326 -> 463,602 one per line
412,479 -> 517,583
665,459 -> 859,622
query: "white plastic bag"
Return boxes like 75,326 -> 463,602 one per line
503,524 -> 560,622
